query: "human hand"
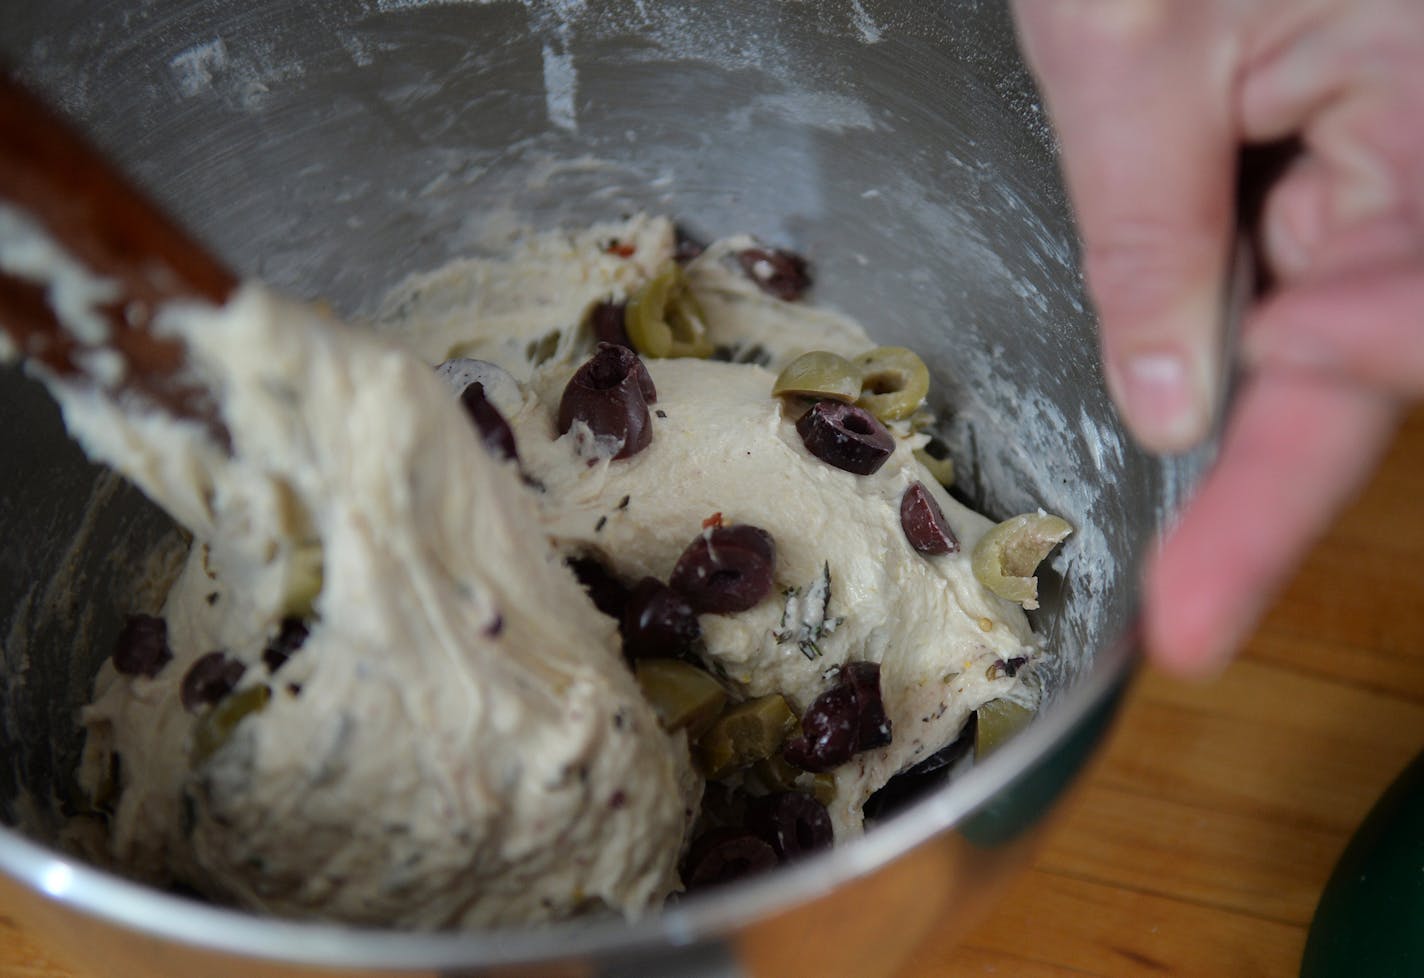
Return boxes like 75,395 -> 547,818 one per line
1009,0 -> 1424,676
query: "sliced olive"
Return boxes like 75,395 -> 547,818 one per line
772,351 -> 861,402
625,262 -> 715,359
970,513 -> 1073,610
854,347 -> 930,421
913,448 -> 955,488
635,659 -> 727,739
190,684 -> 271,766
282,542 -> 323,619
111,614 -> 171,678
974,699 -> 1034,759
751,755 -> 837,806
697,694 -> 799,780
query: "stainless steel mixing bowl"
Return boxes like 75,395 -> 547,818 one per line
0,2 -> 1208,975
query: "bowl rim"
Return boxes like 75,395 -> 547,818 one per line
0,619 -> 1137,968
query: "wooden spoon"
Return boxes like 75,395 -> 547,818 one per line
0,74 -> 237,431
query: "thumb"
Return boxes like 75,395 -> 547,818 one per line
1012,0 -> 1239,453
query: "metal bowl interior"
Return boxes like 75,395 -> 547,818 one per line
0,0 -> 1207,971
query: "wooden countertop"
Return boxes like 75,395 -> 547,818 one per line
5,408 -> 1423,978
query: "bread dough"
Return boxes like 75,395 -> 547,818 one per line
69,215 -> 1041,929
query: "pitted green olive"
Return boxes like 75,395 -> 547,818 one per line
854,347 -> 930,421
913,448 -> 955,487
975,699 -> 1034,759
752,754 -> 836,805
190,684 -> 272,766
970,513 -> 1073,610
635,659 -> 727,738
772,351 -> 861,402
282,543 -> 323,620
625,263 -> 715,359
696,694 -> 798,780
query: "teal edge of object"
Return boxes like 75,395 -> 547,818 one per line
1300,746 -> 1424,978
959,671 -> 1130,849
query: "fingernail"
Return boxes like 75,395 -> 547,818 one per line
1112,348 -> 1212,452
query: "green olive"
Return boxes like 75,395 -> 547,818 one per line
772,351 -> 862,402
190,684 -> 272,766
282,542 -> 323,619
752,754 -> 837,805
970,513 -> 1073,610
635,659 -> 727,739
975,699 -> 1035,759
696,694 -> 799,780
913,448 -> 955,487
525,329 -> 562,367
854,347 -> 930,421
625,262 -> 715,359
752,753 -> 804,793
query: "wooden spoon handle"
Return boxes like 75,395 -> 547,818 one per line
0,74 -> 237,425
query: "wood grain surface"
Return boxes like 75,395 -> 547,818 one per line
5,408 -> 1423,978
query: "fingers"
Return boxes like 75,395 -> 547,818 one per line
1012,0 -> 1239,453
1244,261 -> 1424,397
1145,370 -> 1400,676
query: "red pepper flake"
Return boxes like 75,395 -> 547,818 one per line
604,239 -> 636,258
609,789 -> 627,809
702,512 -> 724,530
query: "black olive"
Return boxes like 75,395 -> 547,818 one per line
587,299 -> 632,348
900,482 -> 959,555
682,828 -> 778,890
795,401 -> 894,475
746,791 -> 834,862
460,382 -> 519,462
111,614 -> 172,678
262,617 -> 309,674
556,344 -> 658,460
622,577 -> 701,660
180,652 -> 246,712
669,524 -> 775,614
784,661 -> 893,771
737,247 -> 811,300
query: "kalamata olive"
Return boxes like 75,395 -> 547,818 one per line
747,792 -> 834,862
795,400 -> 895,475
900,482 -> 959,555
669,524 -> 775,614
674,224 -> 706,264
843,661 -> 892,750
180,652 -> 246,712
683,828 -> 778,890
586,299 -> 631,348
460,382 -> 519,462
862,716 -> 976,821
556,344 -> 658,460
434,358 -> 522,416
737,247 -> 812,301
622,577 -> 700,660
111,614 -> 171,678
262,617 -> 309,674
567,556 -> 630,620
784,661 -> 892,772
782,683 -> 859,772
